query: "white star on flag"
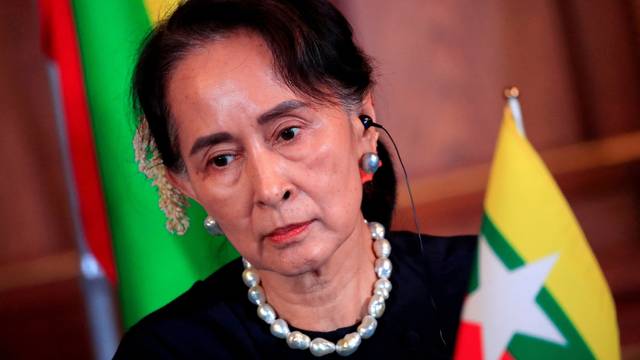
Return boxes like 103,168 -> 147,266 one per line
462,236 -> 566,360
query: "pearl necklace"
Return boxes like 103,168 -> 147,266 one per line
241,221 -> 393,357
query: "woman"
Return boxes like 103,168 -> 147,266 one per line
115,0 -> 476,358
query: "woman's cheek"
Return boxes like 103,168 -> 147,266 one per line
199,182 -> 252,234
303,141 -> 361,222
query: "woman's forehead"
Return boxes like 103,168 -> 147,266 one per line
166,32 -> 297,126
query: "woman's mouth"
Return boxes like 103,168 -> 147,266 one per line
265,220 -> 313,244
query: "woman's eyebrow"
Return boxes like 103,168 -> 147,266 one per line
189,100 -> 307,157
189,132 -> 233,156
257,99 -> 308,125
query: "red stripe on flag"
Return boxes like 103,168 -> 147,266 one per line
454,322 -> 518,360
500,350 -> 515,360
38,0 -> 117,283
454,322 -> 483,359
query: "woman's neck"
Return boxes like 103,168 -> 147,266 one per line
259,220 -> 376,332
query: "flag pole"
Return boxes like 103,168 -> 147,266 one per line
46,62 -> 120,360
504,86 -> 526,137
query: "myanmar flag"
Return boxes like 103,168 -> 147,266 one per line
40,0 -> 238,328
454,98 -> 620,359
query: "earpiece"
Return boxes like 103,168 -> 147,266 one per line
358,114 -> 382,130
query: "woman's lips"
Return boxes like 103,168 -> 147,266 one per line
265,220 -> 313,244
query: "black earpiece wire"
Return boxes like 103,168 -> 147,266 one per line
360,115 -> 424,254
360,114 -> 449,349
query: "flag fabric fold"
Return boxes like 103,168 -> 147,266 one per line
40,0 -> 239,328
455,101 -> 619,359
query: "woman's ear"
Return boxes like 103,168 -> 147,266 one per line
358,92 -> 379,153
166,170 -> 197,200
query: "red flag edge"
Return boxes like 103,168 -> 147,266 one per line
38,0 -> 117,283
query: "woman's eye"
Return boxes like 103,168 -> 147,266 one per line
210,154 -> 235,168
279,127 -> 300,141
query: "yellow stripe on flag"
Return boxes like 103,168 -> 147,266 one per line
485,106 -> 619,360
143,0 -> 179,25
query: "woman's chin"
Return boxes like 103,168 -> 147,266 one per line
263,240 -> 337,277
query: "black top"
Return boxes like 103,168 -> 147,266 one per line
114,232 -> 477,359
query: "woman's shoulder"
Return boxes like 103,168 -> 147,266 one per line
388,231 -> 477,278
388,231 -> 478,347
388,231 -> 477,279
389,230 -> 477,256
114,257 -> 250,359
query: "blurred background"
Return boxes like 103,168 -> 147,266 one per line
1,0 -> 639,358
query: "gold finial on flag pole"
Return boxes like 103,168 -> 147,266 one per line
504,85 -> 520,99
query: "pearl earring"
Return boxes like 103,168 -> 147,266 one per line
360,152 -> 381,174
204,216 -> 224,236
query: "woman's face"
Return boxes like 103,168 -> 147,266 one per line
167,32 -> 378,275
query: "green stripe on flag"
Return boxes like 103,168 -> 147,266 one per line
71,0 -> 238,327
480,214 -> 595,359
481,214 -> 526,270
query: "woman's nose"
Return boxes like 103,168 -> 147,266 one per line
248,150 -> 293,207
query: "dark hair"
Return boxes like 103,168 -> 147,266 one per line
132,0 -> 396,227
